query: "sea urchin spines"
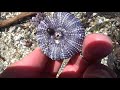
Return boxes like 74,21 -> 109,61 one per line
31,12 -> 46,27
32,12 -> 85,60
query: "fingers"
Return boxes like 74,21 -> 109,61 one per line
0,33 -> 114,78
82,33 -> 113,63
59,33 -> 113,78
11,47 -> 49,70
59,54 -> 85,78
59,54 -> 89,78
0,47 -> 49,78
83,63 -> 117,78
43,59 -> 63,78
0,47 -> 63,78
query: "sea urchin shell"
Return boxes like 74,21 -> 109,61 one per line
32,12 -> 85,60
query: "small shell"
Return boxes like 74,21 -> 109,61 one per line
32,12 -> 85,60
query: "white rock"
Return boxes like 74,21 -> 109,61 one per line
98,19 -> 103,24
9,26 -> 16,33
92,13 -> 97,16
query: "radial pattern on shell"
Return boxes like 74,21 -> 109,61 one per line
32,12 -> 85,60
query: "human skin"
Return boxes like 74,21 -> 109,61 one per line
0,34 -> 117,78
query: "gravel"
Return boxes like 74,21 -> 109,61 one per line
0,12 -> 120,77
0,12 -> 38,72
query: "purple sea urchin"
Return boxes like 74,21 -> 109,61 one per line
32,12 -> 85,60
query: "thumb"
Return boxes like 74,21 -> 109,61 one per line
82,33 -> 113,63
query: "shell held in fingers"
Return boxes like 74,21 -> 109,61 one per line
32,12 -> 85,60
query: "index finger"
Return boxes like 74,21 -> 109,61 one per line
0,47 -> 49,78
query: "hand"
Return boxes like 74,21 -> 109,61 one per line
0,33 -> 117,78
